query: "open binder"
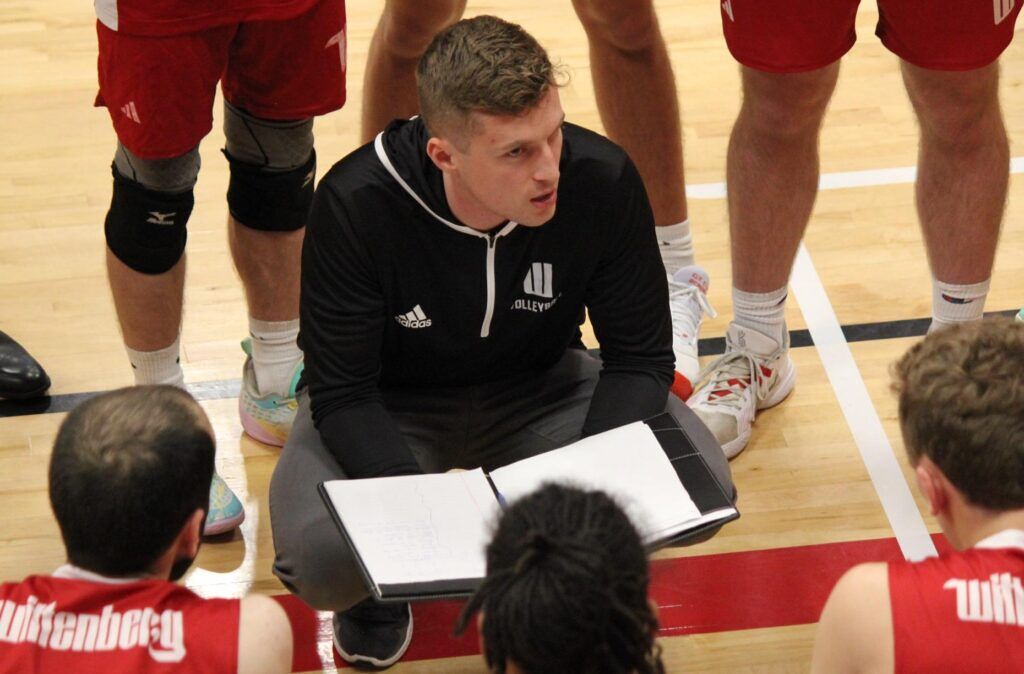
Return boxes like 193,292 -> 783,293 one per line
319,412 -> 738,602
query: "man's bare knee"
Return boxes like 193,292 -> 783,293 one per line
572,0 -> 658,52
739,64 -> 839,139
379,0 -> 467,59
902,61 -> 1003,148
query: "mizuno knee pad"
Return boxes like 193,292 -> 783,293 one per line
223,101 -> 316,232
104,164 -> 193,275
224,149 -> 316,232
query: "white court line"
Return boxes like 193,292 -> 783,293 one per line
791,245 -> 937,561
686,155 -> 1024,199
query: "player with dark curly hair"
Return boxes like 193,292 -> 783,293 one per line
457,483 -> 664,674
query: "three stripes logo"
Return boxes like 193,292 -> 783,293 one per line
722,0 -> 734,22
994,0 -> 1015,24
523,262 -> 554,299
395,304 -> 431,329
120,101 -> 141,124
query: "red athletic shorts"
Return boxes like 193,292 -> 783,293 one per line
721,0 -> 1022,73
95,0 -> 346,159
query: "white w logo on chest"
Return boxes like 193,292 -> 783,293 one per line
523,262 -> 554,299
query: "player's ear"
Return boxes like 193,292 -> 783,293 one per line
426,136 -> 457,173
914,457 -> 946,516
181,508 -> 205,558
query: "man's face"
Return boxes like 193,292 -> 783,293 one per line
440,87 -> 564,230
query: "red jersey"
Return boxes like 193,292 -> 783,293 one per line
94,0 -> 320,36
889,529 -> 1024,674
0,565 -> 240,673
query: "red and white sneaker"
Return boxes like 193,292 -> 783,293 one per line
687,322 -> 795,459
668,265 -> 716,400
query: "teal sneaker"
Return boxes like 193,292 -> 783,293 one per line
205,472 -> 245,536
1016,307 -> 1023,322
238,338 -> 302,447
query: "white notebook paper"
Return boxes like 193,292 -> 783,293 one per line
489,421 -> 702,543
320,416 -> 738,600
321,469 -> 500,588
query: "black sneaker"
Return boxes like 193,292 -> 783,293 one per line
333,599 -> 413,669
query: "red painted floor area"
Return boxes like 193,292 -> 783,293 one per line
273,533 -> 950,672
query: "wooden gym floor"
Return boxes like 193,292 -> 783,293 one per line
1,0 -> 1021,671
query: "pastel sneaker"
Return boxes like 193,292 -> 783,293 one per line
238,338 -> 302,447
205,472 -> 245,536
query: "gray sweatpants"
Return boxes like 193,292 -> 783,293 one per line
269,349 -> 733,611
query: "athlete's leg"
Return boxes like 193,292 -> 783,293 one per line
229,217 -> 301,325
687,63 -> 838,458
225,3 -> 341,329
222,102 -> 309,367
361,0 -> 466,143
228,200 -> 304,324
218,105 -> 312,444
728,64 -> 838,295
96,21 -> 228,386
571,0 -> 685,227
97,22 -> 243,537
105,145 -> 198,387
222,0 -> 345,442
572,0 -> 713,397
104,143 -> 245,535
902,63 -> 1008,329
107,255 -> 186,369
873,0 -> 1019,330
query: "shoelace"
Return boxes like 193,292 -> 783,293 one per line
667,277 -> 717,341
696,340 -> 781,408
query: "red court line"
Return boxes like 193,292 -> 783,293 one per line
273,533 -> 950,672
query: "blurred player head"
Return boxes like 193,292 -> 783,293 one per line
892,317 -> 1024,548
417,15 -> 570,230
455,483 -> 664,674
49,385 -> 215,580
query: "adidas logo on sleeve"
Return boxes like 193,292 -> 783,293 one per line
394,305 -> 431,329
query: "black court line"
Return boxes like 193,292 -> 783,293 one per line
0,310 -> 1017,420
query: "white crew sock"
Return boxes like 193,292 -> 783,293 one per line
929,277 -> 990,333
732,286 -> 788,347
657,219 -> 696,273
126,336 -> 185,389
249,317 -> 302,396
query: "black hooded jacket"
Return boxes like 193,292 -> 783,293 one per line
299,117 -> 673,478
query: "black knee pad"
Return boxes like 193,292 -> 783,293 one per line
224,149 -> 316,232
104,164 -> 192,275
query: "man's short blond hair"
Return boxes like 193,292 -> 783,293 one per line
892,317 -> 1024,510
416,15 -> 568,144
